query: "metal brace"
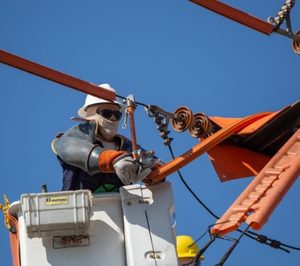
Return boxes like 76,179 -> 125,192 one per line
268,0 -> 300,42
145,105 -> 184,146
0,195 -> 15,233
122,95 -> 136,129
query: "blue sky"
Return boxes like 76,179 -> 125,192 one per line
1,1 -> 299,265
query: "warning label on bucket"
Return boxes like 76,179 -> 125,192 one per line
53,235 -> 90,249
45,196 -> 69,205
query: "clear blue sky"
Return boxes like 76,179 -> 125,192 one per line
1,1 -> 299,265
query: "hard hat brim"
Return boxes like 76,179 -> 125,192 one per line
78,101 -> 123,118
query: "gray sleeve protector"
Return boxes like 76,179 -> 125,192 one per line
53,122 -> 103,175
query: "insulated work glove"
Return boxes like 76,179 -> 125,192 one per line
98,150 -> 126,173
112,153 -> 152,185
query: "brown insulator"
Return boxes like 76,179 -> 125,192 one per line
188,112 -> 212,138
292,30 -> 300,55
171,106 -> 194,132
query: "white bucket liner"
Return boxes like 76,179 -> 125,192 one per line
120,182 -> 178,266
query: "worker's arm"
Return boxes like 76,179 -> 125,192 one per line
53,121 -> 122,175
53,121 -> 155,184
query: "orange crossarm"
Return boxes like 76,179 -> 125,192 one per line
147,112 -> 271,184
0,49 -> 116,101
189,0 -> 274,35
212,128 -> 300,236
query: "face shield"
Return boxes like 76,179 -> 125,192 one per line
86,103 -> 123,140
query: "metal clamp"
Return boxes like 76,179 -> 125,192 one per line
268,0 -> 300,54
0,195 -> 16,233
124,95 -> 139,159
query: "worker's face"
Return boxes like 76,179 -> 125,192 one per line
86,103 -> 122,140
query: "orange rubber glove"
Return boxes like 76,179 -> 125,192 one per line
98,150 -> 126,173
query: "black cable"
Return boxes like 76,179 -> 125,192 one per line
168,145 -> 219,219
247,231 -> 299,252
281,243 -> 300,251
193,236 -> 216,266
215,224 -> 251,266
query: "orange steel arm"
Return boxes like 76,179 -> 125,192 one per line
207,111 -> 282,182
0,49 -> 116,101
189,0 -> 274,35
207,142 -> 271,182
147,112 -> 272,184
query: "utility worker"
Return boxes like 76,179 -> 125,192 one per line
176,235 -> 204,266
52,83 -> 157,192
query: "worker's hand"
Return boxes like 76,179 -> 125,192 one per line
112,153 -> 152,185
143,159 -> 165,185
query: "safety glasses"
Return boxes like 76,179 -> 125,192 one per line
96,108 -> 123,121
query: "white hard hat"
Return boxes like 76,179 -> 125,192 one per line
78,84 -> 123,118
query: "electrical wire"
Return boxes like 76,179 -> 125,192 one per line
214,224 -> 251,266
168,145 -> 219,219
246,231 -> 300,252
